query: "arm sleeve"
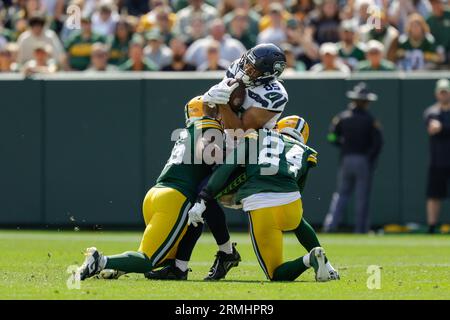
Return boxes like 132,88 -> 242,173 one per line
202,139 -> 247,198
327,114 -> 342,146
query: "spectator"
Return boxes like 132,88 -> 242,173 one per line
108,18 -> 132,66
397,13 -> 440,70
86,42 -> 117,72
281,43 -> 307,74
121,0 -> 150,16
323,82 -> 383,233
426,0 -> 450,66
143,29 -> 172,70
310,42 -> 351,73
290,0 -> 315,23
285,18 -> 319,69
227,8 -> 256,49
306,0 -> 341,45
185,19 -> 246,68
197,40 -> 229,71
137,1 -> 176,35
64,15 -> 106,71
161,36 -> 196,71
359,10 -> 400,62
174,0 -> 218,39
223,0 -> 260,36
184,14 -> 208,46
257,0 -> 292,32
21,42 -> 57,76
351,0 -> 375,26
388,0 -> 432,34
119,35 -> 158,71
257,3 -> 287,47
0,43 -> 19,72
337,19 -> 366,70
357,40 -> 397,71
91,0 -> 120,37
424,78 -> 450,234
16,13 -> 64,66
153,5 -> 176,45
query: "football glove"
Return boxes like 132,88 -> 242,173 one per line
203,78 -> 239,106
188,199 -> 207,227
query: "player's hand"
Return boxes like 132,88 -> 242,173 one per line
188,199 -> 206,227
203,79 -> 239,106
428,119 -> 442,135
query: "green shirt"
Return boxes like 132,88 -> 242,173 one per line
337,42 -> 366,70
107,36 -> 130,65
156,117 -> 223,201
205,129 -> 318,203
119,58 -> 158,71
356,59 -> 396,71
65,32 -> 106,70
397,33 -> 438,70
426,10 -> 450,51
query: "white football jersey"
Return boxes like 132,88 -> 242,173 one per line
225,60 -> 288,129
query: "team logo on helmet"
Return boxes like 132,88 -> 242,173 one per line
273,61 -> 286,76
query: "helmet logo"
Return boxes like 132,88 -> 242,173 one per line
273,61 -> 286,75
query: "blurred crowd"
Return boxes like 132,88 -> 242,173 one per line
0,0 -> 449,75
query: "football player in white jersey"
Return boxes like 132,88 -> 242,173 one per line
203,43 -> 289,130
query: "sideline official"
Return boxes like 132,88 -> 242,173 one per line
323,82 -> 383,233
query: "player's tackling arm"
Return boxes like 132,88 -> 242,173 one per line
219,105 -> 277,131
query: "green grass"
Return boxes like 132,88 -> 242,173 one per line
0,230 -> 449,300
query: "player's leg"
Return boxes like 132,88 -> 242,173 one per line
248,206 -> 284,280
294,218 -> 340,280
146,223 -> 204,280
203,199 -> 241,280
78,187 -> 190,279
271,199 -> 330,282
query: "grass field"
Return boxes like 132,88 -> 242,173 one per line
0,230 -> 449,300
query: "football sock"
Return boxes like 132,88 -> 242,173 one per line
175,259 -> 189,272
176,223 -> 204,261
295,219 -> 328,264
218,240 -> 233,255
272,256 -> 309,281
104,251 -> 152,273
294,218 -> 321,251
203,199 -> 230,245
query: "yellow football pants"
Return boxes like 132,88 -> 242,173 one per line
248,199 -> 303,280
138,187 -> 190,267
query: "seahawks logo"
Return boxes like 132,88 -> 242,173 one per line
273,61 -> 286,75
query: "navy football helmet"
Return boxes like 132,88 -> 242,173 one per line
237,43 -> 286,86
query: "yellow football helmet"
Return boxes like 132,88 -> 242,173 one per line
184,96 -> 204,124
276,115 -> 310,144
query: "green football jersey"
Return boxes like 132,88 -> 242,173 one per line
156,117 -> 223,201
206,129 -> 318,203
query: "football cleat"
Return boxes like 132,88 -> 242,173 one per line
204,242 -> 241,281
78,247 -> 104,280
144,260 -> 190,281
309,247 -> 330,282
97,269 -> 126,280
328,269 -> 340,280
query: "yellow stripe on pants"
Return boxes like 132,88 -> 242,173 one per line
248,199 -> 303,279
138,187 -> 190,267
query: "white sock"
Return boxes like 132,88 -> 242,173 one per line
326,261 -> 334,271
175,259 -> 188,272
100,256 -> 107,270
303,254 -> 311,268
218,240 -> 233,254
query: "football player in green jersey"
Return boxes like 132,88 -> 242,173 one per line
76,96 -> 226,280
188,116 -> 338,281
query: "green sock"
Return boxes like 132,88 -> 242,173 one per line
272,256 -> 309,281
295,218 -> 321,251
295,219 -> 328,263
104,251 -> 153,273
